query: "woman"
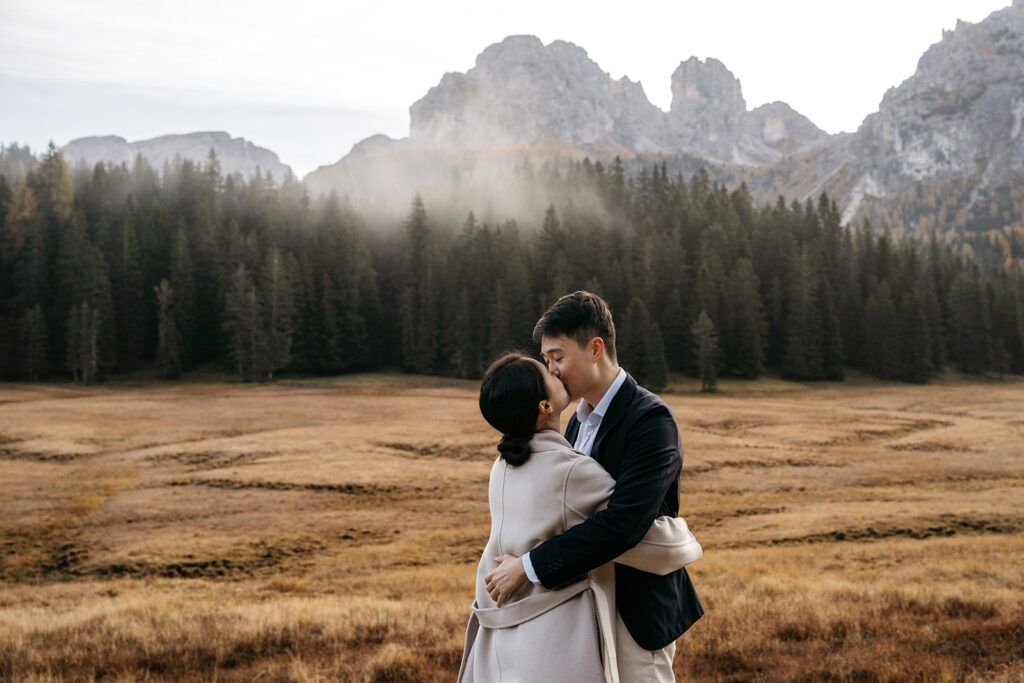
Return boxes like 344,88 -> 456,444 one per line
457,353 -> 699,683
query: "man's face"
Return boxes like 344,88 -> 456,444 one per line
540,334 -> 595,402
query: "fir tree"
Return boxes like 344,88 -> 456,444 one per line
223,264 -> 264,381
897,289 -> 934,383
947,269 -> 992,374
643,322 -> 669,392
19,303 -> 48,380
864,281 -> 900,379
169,220 -> 196,366
113,208 -> 145,370
783,247 -> 824,379
724,258 -> 765,379
66,300 -> 99,385
620,297 -> 652,384
692,310 -> 718,393
398,195 -> 437,374
154,279 -> 183,379
261,246 -> 294,380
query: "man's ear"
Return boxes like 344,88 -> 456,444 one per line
590,337 -> 605,363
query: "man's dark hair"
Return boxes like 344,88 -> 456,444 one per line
532,291 -> 616,361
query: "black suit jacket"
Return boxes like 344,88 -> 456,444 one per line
528,372 -> 703,650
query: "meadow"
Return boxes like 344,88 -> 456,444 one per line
0,373 -> 1022,682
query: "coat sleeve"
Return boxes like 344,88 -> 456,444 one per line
530,405 -> 683,588
562,456 -> 616,528
615,516 -> 702,575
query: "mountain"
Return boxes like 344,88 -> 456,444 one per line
667,57 -> 827,164
61,131 -> 292,183
308,3 -> 1024,231
305,35 -> 827,220
844,0 -> 1024,222
408,36 -> 670,155
745,0 -> 1024,226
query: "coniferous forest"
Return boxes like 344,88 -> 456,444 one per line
2,143 -> 1023,390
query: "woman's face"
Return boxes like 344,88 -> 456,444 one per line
534,359 -> 570,416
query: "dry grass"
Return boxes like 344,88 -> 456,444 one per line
0,374 -> 1022,681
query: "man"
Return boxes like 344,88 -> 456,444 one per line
485,290 -> 703,681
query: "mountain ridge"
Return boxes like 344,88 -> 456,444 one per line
61,131 -> 292,183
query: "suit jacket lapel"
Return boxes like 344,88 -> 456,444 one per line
591,372 -> 637,463
564,412 -> 581,446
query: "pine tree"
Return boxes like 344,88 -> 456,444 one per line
692,310 -> 718,393
864,281 -> 900,379
897,289 -> 934,383
113,209 -> 144,371
223,263 -> 264,381
947,269 -> 992,374
991,273 -> 1024,374
725,258 -> 765,379
66,300 -> 99,385
818,267 -> 844,380
154,279 -> 183,378
19,303 -> 48,380
452,289 -> 477,378
661,288 -> 690,373
918,273 -> 946,373
169,220 -> 196,366
620,297 -> 652,384
398,195 -> 437,374
783,247 -> 823,379
643,322 -> 669,392
261,246 -> 294,379
487,281 -> 512,360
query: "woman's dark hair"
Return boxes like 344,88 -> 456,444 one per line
532,290 -> 617,361
479,353 -> 548,466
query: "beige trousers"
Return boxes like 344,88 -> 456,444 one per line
614,616 -> 677,683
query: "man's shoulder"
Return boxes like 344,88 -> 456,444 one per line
627,382 -> 672,417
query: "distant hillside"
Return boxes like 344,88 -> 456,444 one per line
61,132 -> 292,183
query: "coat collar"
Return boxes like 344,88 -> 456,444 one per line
592,371 -> 637,454
530,429 -> 573,453
563,372 -> 638,454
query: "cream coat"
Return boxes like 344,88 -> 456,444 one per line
457,430 -> 699,683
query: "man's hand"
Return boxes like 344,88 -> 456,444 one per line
484,554 -> 527,607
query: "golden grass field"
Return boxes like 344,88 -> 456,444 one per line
1,372 -> 1022,682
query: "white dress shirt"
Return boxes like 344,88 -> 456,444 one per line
522,368 -> 627,583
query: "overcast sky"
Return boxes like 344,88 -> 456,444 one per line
0,0 -> 1013,177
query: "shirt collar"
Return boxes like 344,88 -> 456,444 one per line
575,367 -> 627,423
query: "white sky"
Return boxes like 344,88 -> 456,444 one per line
0,0 -> 1013,176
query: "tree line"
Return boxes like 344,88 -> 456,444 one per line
1,144 -> 1023,390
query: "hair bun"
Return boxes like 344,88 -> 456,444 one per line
497,434 -> 532,466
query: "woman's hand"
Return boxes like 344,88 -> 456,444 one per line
484,554 -> 527,607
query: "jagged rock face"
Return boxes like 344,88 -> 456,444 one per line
842,0 -> 1024,219
62,132 -> 292,182
406,38 -> 825,166
668,57 -> 747,161
667,58 -> 827,165
410,35 -> 669,153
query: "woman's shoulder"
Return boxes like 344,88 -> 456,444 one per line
527,430 -> 607,479
529,430 -> 582,460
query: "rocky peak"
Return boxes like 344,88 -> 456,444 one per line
670,57 -> 745,113
409,35 -> 668,152
405,36 -> 827,163
665,57 -> 825,165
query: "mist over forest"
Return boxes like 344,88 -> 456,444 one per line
0,142 -> 1023,387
